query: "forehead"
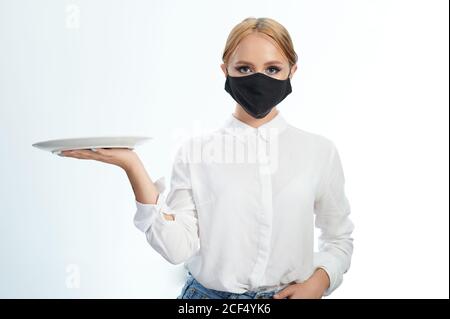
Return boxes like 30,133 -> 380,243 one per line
228,32 -> 288,65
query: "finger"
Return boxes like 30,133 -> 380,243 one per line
64,151 -> 90,159
91,148 -> 114,156
60,150 -> 78,157
74,149 -> 106,159
74,149 -> 96,155
273,286 -> 295,299
61,149 -> 94,156
62,150 -> 104,160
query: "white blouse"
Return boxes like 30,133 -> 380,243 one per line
134,111 -> 354,296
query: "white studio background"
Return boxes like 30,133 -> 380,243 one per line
0,0 -> 448,298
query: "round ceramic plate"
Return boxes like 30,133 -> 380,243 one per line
32,136 -> 152,155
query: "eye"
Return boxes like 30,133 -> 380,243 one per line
266,66 -> 281,75
235,66 -> 252,74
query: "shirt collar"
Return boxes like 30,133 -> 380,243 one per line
221,110 -> 289,143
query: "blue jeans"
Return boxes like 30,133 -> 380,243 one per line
176,272 -> 283,299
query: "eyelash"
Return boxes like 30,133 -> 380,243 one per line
235,66 -> 281,74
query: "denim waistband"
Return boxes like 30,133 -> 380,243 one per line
186,271 -> 288,297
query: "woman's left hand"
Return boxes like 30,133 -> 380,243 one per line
272,268 -> 330,299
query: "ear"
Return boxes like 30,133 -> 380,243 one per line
289,63 -> 298,79
220,63 -> 228,77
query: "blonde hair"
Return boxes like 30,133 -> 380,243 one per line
222,17 -> 298,67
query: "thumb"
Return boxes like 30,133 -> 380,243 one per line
273,286 -> 294,299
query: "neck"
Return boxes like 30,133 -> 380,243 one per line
233,105 -> 279,128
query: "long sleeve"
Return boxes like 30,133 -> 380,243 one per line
133,144 -> 200,265
313,142 -> 355,296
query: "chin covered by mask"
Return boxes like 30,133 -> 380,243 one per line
224,69 -> 292,119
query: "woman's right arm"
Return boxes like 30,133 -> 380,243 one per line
60,146 -> 200,264
60,148 -> 174,220
123,156 -> 175,221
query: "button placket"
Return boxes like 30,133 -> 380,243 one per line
248,129 -> 274,289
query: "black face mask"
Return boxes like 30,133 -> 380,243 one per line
224,69 -> 292,119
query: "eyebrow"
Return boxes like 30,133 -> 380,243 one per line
234,60 -> 284,66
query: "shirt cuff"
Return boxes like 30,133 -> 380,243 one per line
133,176 -> 169,232
313,251 -> 341,297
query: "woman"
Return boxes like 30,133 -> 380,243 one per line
61,17 -> 354,299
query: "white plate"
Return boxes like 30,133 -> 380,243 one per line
32,136 -> 152,155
